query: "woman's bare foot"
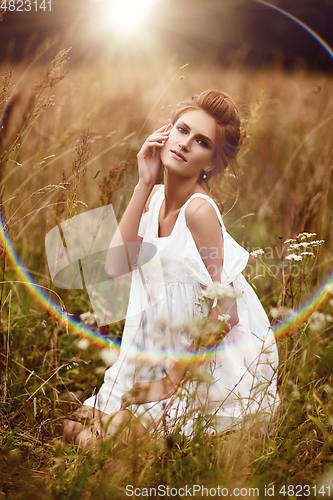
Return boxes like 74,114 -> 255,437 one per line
62,406 -> 148,450
61,406 -> 107,445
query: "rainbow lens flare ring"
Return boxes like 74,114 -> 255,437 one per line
1,0 -> 332,361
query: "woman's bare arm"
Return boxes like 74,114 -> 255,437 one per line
105,125 -> 171,277
186,198 -> 239,330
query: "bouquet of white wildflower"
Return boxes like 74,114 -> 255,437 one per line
199,282 -> 240,301
192,282 -> 240,350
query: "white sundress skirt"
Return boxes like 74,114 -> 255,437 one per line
83,186 -> 279,435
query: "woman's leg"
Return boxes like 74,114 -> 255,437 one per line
62,405 -> 108,444
74,409 -> 148,449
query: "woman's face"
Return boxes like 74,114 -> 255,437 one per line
160,109 -> 217,180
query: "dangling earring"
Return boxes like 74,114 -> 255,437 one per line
203,171 -> 207,179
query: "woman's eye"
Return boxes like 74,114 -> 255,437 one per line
197,139 -> 208,148
177,126 -> 187,134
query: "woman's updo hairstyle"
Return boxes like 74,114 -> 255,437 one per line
170,89 -> 246,184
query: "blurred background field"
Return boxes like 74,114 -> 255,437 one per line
1,56 -> 332,292
1,1 -> 333,498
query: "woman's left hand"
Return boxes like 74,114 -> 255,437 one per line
120,379 -> 174,410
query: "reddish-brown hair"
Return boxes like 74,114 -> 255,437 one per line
170,89 -> 246,184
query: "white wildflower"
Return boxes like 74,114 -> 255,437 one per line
325,314 -> 333,323
77,338 -> 90,350
286,380 -> 300,398
297,232 -> 317,239
324,385 -> 333,395
284,238 -> 296,244
185,318 -> 209,339
270,307 -> 293,319
308,311 -> 326,332
290,242 -> 310,249
80,311 -> 98,325
249,248 -> 264,258
95,366 -> 107,375
218,314 -> 231,323
269,308 -> 279,319
325,284 -> 333,296
310,240 -> 325,247
285,254 -> 302,261
100,348 -> 119,366
200,282 -> 240,301
300,251 -> 314,257
153,314 -> 170,331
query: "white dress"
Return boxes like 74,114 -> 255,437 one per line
83,185 -> 279,435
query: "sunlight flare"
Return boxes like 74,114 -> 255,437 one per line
106,0 -> 161,34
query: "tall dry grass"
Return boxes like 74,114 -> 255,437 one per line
1,48 -> 333,499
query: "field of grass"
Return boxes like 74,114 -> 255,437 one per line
1,47 -> 333,499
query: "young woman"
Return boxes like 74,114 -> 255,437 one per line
62,90 -> 279,447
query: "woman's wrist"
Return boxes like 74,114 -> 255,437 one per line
136,179 -> 156,194
160,376 -> 178,398
165,362 -> 188,388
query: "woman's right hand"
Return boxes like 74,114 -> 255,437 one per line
137,124 -> 172,187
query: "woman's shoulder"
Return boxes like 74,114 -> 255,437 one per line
185,192 -> 223,249
143,184 -> 163,213
185,190 -> 221,227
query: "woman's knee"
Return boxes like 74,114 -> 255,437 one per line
89,410 -> 137,443
62,418 -> 76,435
62,419 -> 83,442
62,406 -> 106,438
74,428 -> 95,448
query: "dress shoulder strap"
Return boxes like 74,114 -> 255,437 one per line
147,184 -> 164,213
183,192 -> 223,227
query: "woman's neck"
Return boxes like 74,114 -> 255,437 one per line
163,170 -> 203,214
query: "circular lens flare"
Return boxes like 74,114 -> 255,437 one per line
107,0 -> 159,34
1,0 -> 333,361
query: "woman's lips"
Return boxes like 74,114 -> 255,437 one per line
170,150 -> 187,162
